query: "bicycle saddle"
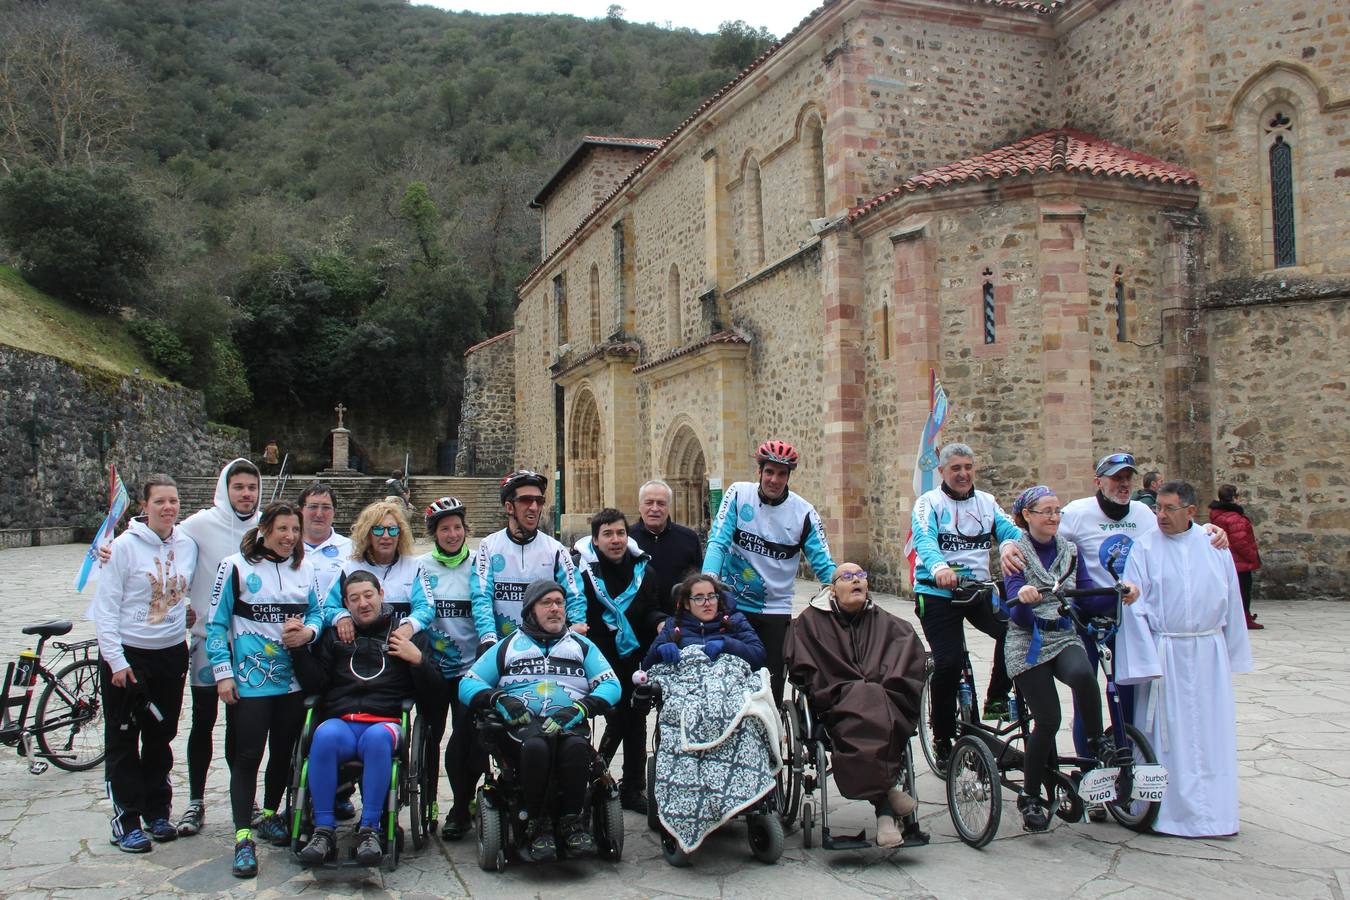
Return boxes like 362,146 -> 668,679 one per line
23,621 -> 73,638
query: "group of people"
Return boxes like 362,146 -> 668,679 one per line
87,436 -> 1257,877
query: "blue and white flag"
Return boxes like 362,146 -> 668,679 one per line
74,467 -> 130,593
904,374 -> 949,585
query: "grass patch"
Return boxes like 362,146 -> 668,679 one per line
0,266 -> 163,379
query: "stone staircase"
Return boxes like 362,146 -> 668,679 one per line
174,475 -> 504,538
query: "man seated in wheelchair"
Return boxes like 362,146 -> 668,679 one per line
784,563 -> 928,848
459,579 -> 620,862
641,573 -> 781,857
291,570 -> 445,866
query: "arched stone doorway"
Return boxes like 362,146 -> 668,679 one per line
569,389 -> 602,515
665,425 -> 709,533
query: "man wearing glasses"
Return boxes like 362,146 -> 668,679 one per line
297,482 -> 351,599
470,470 -> 584,658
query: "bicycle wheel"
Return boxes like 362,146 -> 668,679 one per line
918,672 -> 940,776
776,697 -> 802,828
946,735 -> 1001,848
36,659 -> 104,771
1104,724 -> 1161,832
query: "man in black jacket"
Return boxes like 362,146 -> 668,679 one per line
573,508 -> 663,814
628,479 -> 703,616
291,570 -> 444,867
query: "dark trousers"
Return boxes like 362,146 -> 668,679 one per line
916,593 -> 1011,742
187,684 -> 232,801
1072,632 -> 1136,758
422,677 -> 487,821
598,654 -> 647,792
1015,645 -> 1100,800
515,734 -> 592,820
741,611 -> 790,705
228,692 -> 305,830
102,643 -> 188,836
1238,570 -> 1254,616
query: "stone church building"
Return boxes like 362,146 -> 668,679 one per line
460,0 -> 1349,597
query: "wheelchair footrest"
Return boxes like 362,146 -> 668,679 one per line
821,828 -> 872,851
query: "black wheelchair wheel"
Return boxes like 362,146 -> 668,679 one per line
946,735 -> 1001,849
801,800 -> 815,849
476,787 -> 504,871
660,829 -> 690,867
594,789 -> 625,861
747,813 -> 784,864
918,671 -> 941,776
776,696 -> 803,829
1105,724 -> 1161,833
409,715 -> 428,850
645,754 -> 659,833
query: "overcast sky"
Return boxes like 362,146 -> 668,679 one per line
417,1 -> 820,38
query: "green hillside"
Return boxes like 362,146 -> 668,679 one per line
0,266 -> 163,379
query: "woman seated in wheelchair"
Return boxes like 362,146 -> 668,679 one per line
784,563 -> 928,848
1002,486 -> 1138,833
459,579 -> 620,862
291,570 -> 445,866
642,573 -> 765,669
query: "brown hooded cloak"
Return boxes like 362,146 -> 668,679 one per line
784,590 -> 927,799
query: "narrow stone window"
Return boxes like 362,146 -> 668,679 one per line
1266,111 -> 1296,268
612,218 -> 634,333
553,273 -> 568,346
588,263 -> 600,345
880,302 -> 891,360
982,272 -> 995,345
1114,266 -> 1127,343
803,113 -> 826,219
745,156 -> 765,269
667,263 -> 682,349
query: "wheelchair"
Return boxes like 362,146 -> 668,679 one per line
286,696 -> 433,871
640,678 -> 784,867
473,710 -> 624,871
778,682 -> 927,851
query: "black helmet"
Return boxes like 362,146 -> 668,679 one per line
500,469 -> 548,504
424,496 -> 466,532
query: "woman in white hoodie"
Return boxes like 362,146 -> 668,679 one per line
90,474 -> 198,853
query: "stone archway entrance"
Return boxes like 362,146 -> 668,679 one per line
569,389 -> 602,516
664,425 -> 709,533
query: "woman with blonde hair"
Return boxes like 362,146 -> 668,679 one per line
320,499 -> 433,644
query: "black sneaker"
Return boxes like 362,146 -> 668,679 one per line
620,789 -> 649,816
176,802 -> 205,837
298,827 -> 335,866
558,813 -> 595,856
934,738 -> 953,776
441,812 -> 470,841
524,816 -> 556,862
1017,793 -> 1049,833
232,838 -> 258,878
355,826 -> 383,866
145,817 -> 177,843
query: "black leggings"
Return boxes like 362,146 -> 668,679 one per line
515,734 -> 592,820
421,678 -> 486,821
227,692 -> 305,830
917,593 -> 1013,742
187,684 -> 231,802
742,611 -> 790,705
1013,644 -> 1101,801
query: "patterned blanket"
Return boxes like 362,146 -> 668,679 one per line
649,646 -> 782,853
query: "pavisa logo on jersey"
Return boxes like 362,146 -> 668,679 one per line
1099,534 -> 1134,576
1096,521 -> 1138,532
733,528 -> 797,561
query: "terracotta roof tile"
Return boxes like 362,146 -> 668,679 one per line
463,329 -> 514,356
580,135 -> 666,149
849,129 -> 1198,220
632,330 -> 750,374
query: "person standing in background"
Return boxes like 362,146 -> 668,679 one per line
1208,484 -> 1264,630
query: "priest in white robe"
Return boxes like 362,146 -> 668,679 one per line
1117,480 -> 1253,837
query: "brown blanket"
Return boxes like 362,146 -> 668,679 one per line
784,597 -> 926,799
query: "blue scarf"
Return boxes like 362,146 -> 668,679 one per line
586,542 -> 647,657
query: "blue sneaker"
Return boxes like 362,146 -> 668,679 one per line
232,838 -> 258,878
256,813 -> 290,846
111,828 -> 153,853
145,818 -> 178,842
335,799 -> 357,821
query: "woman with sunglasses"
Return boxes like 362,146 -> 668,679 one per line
1002,485 -> 1139,833
320,500 -> 433,645
642,574 -> 765,669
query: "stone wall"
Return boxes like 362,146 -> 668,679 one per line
0,345 -> 249,531
540,145 -> 653,260
455,330 -> 516,477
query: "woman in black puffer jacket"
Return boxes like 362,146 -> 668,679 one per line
643,574 -> 765,669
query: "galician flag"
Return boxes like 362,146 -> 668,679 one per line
903,372 -> 948,585
74,466 -> 130,592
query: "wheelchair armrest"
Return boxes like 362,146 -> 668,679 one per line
303,694 -> 321,710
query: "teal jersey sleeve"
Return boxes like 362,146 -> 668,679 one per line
469,543 -> 497,642
992,502 -> 1021,544
702,484 -> 738,577
206,560 -> 237,682
403,566 -> 434,634
582,639 -> 622,707
321,571 -> 346,627
554,548 -> 585,625
302,573 -> 325,638
801,507 -> 835,584
910,492 -> 947,575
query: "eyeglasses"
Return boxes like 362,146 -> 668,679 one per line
303,504 -> 335,513
370,525 -> 401,536
689,594 -> 719,604
1026,507 -> 1062,518
835,570 -> 869,582
511,495 -> 547,507
1159,504 -> 1191,514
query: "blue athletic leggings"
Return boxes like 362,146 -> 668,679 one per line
308,718 -> 400,829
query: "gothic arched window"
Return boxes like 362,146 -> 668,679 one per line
1265,110 -> 1296,268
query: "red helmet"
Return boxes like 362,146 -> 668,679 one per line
754,440 -> 799,470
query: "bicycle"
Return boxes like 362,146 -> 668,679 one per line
0,621 -> 104,774
944,556 -> 1163,848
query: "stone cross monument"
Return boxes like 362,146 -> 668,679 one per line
328,402 -> 354,473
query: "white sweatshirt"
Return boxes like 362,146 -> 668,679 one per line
179,458 -> 260,639
89,517 -> 198,673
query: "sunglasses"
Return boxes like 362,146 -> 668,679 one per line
511,495 -> 547,507
370,525 -> 401,537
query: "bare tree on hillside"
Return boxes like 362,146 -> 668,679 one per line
0,7 -> 144,174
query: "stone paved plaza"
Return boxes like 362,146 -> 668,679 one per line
1,543 -> 1348,899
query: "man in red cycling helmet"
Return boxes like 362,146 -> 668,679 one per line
703,439 -> 836,703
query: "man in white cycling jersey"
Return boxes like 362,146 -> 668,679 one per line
703,439 -> 835,703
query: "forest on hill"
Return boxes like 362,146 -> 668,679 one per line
0,0 -> 773,463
